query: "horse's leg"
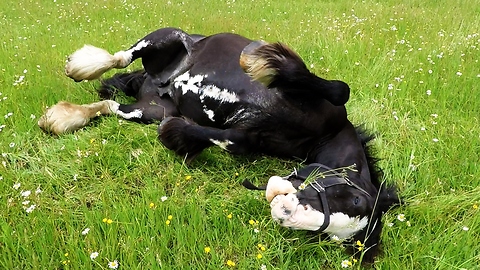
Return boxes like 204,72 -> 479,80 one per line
114,94 -> 179,124
240,41 -> 350,106
39,96 -> 178,135
158,117 -> 255,160
65,27 -> 194,82
38,100 -> 118,135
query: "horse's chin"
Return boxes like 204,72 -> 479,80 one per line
270,193 -> 326,231
269,192 -> 369,239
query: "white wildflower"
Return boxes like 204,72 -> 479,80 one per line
90,252 -> 99,260
21,190 -> 31,197
25,204 -> 36,213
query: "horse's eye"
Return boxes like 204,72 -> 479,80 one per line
354,197 -> 360,205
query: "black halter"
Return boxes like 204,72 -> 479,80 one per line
242,163 -> 372,232
288,163 -> 372,232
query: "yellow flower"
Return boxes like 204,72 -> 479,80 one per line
235,172 -> 239,176
90,138 -> 95,144
185,175 -> 192,180
256,253 -> 263,259
64,253 -> 69,257
204,246 -> 211,253
95,111 -> 101,117
149,202 -> 155,208
166,220 -> 171,225
226,260 -> 236,267
356,240 -> 364,251
249,219 -> 255,225
473,204 -> 479,210
257,244 -> 266,251
227,213 -> 233,219
102,218 -> 108,223
107,219 -> 113,224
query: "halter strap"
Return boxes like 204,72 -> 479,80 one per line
289,163 -> 371,232
241,163 -> 372,233
292,163 -> 371,197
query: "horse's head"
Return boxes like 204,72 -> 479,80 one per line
265,163 -> 399,262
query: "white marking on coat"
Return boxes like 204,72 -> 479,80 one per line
129,40 -> 151,53
116,109 -> 143,119
225,108 -> 246,124
270,193 -> 368,240
209,139 -> 233,150
204,107 -> 215,121
201,85 -> 239,103
113,40 -> 152,68
224,108 -> 256,125
173,71 -> 205,94
173,71 -> 239,103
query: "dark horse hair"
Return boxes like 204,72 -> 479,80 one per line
352,128 -> 399,261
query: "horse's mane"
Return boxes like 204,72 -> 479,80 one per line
355,126 -> 383,190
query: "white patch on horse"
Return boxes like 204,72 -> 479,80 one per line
116,109 -> 143,119
173,71 -> 205,94
201,85 -> 239,103
324,213 -> 368,240
270,193 -> 368,240
128,40 -> 151,53
225,108 -> 246,124
204,106 -> 215,121
114,40 -> 152,68
209,139 -> 233,150
173,71 -> 239,103
224,108 -> 256,125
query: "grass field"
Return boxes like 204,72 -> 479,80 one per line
1,0 -> 480,269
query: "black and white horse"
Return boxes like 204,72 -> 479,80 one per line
38,27 -> 399,262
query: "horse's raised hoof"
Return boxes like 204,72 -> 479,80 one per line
158,117 -> 209,162
239,40 -> 268,72
158,117 -> 190,154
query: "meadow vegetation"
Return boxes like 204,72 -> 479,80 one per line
0,0 -> 479,269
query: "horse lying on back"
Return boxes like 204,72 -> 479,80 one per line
39,27 -> 399,262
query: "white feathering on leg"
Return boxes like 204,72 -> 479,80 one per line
38,100 -> 119,135
65,45 -> 132,81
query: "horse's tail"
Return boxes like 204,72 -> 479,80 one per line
98,70 -> 146,100
239,41 -> 350,106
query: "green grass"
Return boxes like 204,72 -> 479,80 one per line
1,0 -> 480,269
